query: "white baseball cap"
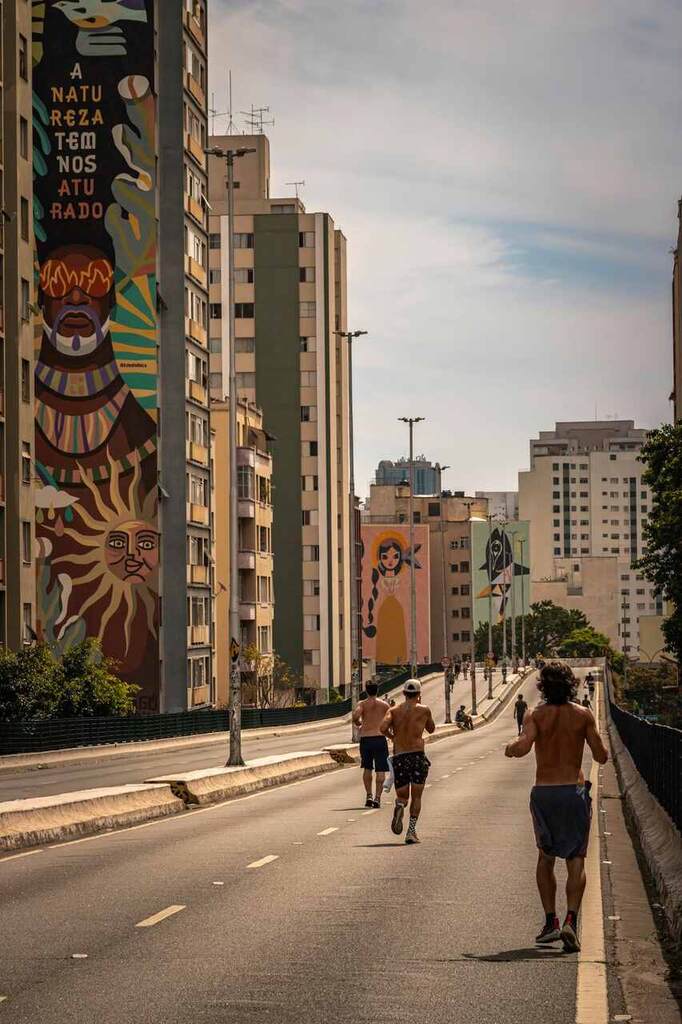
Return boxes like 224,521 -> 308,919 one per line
403,678 -> 422,695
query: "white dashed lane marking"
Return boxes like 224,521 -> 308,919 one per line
135,905 -> 186,928
361,809 -> 377,816
317,827 -> 338,836
246,854 -> 279,869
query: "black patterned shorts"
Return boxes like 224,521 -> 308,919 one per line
392,751 -> 431,789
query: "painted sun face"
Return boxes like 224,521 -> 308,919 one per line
104,521 -> 159,583
380,545 -> 401,572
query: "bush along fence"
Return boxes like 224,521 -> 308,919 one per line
606,668 -> 682,834
0,664 -> 441,756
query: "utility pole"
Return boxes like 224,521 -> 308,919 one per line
500,520 -> 507,671
398,416 -> 424,677
205,144 -> 255,767
439,466 -> 451,723
519,536 -> 527,665
510,533 -> 517,671
486,513 -> 494,700
334,329 -> 367,741
468,507 -> 478,715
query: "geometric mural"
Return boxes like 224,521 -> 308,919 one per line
472,520 -> 530,633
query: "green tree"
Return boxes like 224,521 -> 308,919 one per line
557,627 -> 610,658
240,644 -> 300,708
635,422 -> 682,664
474,601 -> 588,659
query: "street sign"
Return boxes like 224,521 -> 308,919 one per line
230,638 -> 240,663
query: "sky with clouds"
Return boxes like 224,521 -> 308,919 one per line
209,0 -> 678,496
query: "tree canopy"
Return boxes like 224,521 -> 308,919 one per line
474,601 -> 588,659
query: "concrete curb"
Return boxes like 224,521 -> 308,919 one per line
0,783 -> 184,852
604,681 -> 682,949
145,750 -> 344,806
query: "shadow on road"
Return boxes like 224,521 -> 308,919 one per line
461,948 -> 571,962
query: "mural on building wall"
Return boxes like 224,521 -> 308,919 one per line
360,526 -> 430,666
32,0 -> 159,709
472,521 -> 530,632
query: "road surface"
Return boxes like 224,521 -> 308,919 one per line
0,671 -> 606,1024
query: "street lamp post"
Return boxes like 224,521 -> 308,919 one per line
500,520 -> 508,669
334,329 -> 367,741
206,144 -> 256,767
467,508 -> 478,715
519,536 -> 527,665
439,465 -> 452,723
398,416 -> 424,677
486,513 -> 494,700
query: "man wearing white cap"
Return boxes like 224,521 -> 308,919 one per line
380,679 -> 436,844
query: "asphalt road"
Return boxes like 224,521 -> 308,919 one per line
0,675 -> 595,1024
0,669 -> 516,801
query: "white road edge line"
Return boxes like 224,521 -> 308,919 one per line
317,827 -> 339,836
575,688 -> 608,1024
246,854 -> 279,869
135,904 -> 186,929
0,849 -> 43,864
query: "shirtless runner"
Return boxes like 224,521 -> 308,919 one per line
380,679 -> 436,844
352,681 -> 390,808
505,661 -> 608,952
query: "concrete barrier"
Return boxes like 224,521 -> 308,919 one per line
0,783 -> 184,852
146,750 -> 344,806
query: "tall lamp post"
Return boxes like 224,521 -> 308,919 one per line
206,144 -> 256,767
439,465 -> 452,723
466,506 -> 478,715
398,416 -> 424,677
519,535 -> 527,664
334,329 -> 367,741
486,513 -> 495,700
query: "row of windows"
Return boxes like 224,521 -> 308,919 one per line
451,632 -> 471,642
451,585 -> 471,596
450,562 -> 470,573
451,608 -> 471,619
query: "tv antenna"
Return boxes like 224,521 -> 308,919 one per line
209,71 -> 240,135
285,180 -> 305,199
241,104 -> 275,134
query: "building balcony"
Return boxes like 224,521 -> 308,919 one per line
239,601 -> 256,622
185,132 -> 206,170
187,379 -> 207,405
187,502 -> 209,526
188,624 -> 209,646
189,683 -> 210,707
185,9 -> 205,48
238,550 -> 256,570
189,563 -> 209,585
185,316 -> 207,349
185,193 -> 205,228
237,447 -> 255,468
238,498 -> 255,519
186,72 -> 205,108
185,255 -> 207,288
187,441 -> 209,466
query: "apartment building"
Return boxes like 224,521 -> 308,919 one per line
363,484 -> 488,663
475,491 -> 519,521
212,399 -> 274,706
519,421 -> 661,655
374,457 -> 442,496
30,0 -> 211,711
207,135 -> 352,698
0,3 -> 35,648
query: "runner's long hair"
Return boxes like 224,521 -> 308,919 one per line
537,661 -> 578,705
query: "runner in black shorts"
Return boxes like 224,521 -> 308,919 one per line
352,682 -> 390,807
380,679 -> 435,844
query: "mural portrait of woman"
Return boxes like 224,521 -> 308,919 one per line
360,526 -> 431,666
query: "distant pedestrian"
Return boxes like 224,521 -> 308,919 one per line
352,681 -> 390,808
581,695 -> 592,710
505,662 -> 608,952
380,679 -> 436,844
513,693 -> 528,735
454,660 -> 462,680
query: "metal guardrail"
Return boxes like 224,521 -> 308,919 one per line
606,668 -> 682,834
0,664 -> 441,756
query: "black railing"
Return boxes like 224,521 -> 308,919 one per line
606,671 -> 682,834
0,664 -> 441,756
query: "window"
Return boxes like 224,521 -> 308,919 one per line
21,279 -> 30,321
21,442 -> 31,483
208,233 -> 220,249
188,473 -> 207,506
552,463 -> 559,470
450,564 -> 459,573
302,509 -> 319,526
19,197 -> 28,242
451,586 -> 459,595
300,301 -> 316,318
19,35 -> 28,80
209,338 -> 221,354
552,492 -> 560,499
21,522 -> 31,565
553,505 -> 560,513
299,267 -> 315,282
234,233 -> 254,248
460,584 -> 470,596
451,609 -> 460,618
301,371 -> 316,387
258,625 -> 271,652
452,633 -> 460,642
23,603 -> 32,644
236,372 -> 256,390
235,303 -> 254,318
553,533 -> 560,542
300,405 -> 317,422
554,547 -> 561,555
235,268 -> 254,284
303,579 -> 320,597
413,511 -> 421,523
21,359 -> 30,403
237,465 -> 253,499
302,475 -> 318,491
303,545 -> 320,562
209,302 -> 222,319
300,336 -> 317,352
307,441 -> 318,456
258,526 -> 270,553
20,117 -> 28,160
461,631 -> 470,642
209,268 -> 221,284
304,614 -> 321,632
553,477 -> 559,485
299,231 -> 314,247
460,561 -> 469,572
460,607 -> 470,619
235,338 -> 255,353
303,648 -> 321,666
428,502 -> 440,517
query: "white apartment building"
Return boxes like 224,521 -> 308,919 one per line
519,421 -> 662,655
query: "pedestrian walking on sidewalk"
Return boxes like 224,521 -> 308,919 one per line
513,693 -> 528,735
504,661 -> 608,953
352,681 -> 390,808
380,679 -> 435,844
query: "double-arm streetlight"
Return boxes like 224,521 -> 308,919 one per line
334,329 -> 367,740
398,416 -> 424,677
438,465 -> 452,722
205,144 -> 256,767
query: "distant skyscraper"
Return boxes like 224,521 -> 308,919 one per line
375,458 -> 442,496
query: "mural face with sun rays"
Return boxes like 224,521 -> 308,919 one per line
32,0 -> 160,708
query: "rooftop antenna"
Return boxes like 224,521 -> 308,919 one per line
209,72 -> 240,136
285,180 -> 305,199
241,104 -> 275,134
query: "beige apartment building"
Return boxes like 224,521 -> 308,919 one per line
0,3 -> 35,648
212,400 -> 274,707
364,484 -> 488,663
519,421 -> 661,655
207,135 -> 351,699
